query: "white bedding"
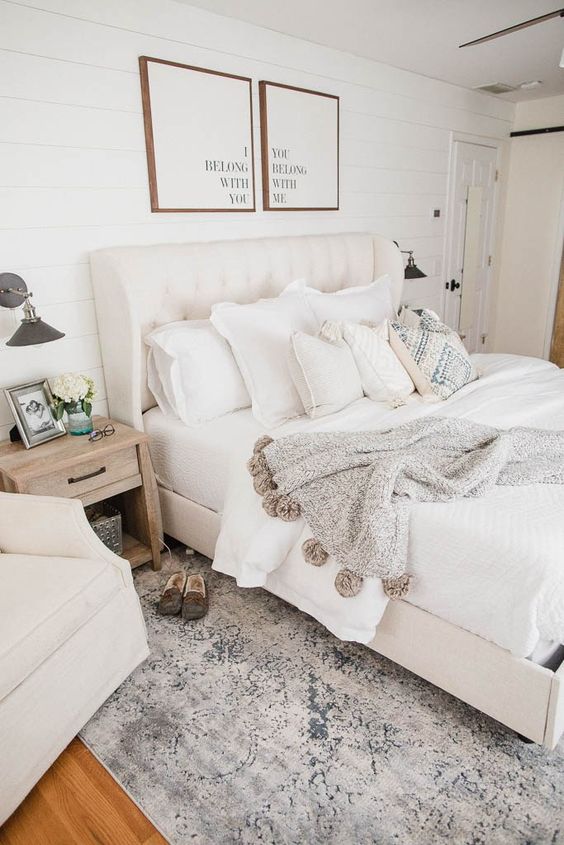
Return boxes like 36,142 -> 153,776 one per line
144,406 -> 262,512
213,354 -> 564,658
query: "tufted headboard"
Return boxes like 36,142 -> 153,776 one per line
90,232 -> 404,430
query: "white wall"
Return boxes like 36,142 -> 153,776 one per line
0,0 -> 514,439
493,95 -> 564,358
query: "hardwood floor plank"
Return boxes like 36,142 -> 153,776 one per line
0,739 -> 168,845
144,833 -> 169,845
71,740 -> 158,843
0,790 -> 76,845
39,754 -> 141,845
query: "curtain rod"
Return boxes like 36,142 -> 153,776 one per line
510,125 -> 564,138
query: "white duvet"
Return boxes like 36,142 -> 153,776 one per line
213,354 -> 564,657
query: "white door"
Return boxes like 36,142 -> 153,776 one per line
445,141 -> 498,352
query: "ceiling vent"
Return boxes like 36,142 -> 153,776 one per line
473,82 -> 516,95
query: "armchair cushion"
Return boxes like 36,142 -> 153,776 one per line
0,553 -> 123,703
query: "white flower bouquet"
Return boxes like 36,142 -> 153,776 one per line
51,372 -> 96,420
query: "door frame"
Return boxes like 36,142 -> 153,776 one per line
443,132 -> 504,347
543,183 -> 564,359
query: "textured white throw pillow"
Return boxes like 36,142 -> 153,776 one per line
211,288 -> 318,427
338,320 -> 415,405
285,275 -> 395,325
288,330 -> 363,418
145,320 -> 250,425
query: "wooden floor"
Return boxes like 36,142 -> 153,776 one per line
0,739 -> 168,845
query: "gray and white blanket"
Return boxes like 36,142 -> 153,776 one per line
247,417 -> 564,599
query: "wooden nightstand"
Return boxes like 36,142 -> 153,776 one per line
0,416 -> 162,570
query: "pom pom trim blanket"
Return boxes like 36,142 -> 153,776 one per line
248,417 -> 564,598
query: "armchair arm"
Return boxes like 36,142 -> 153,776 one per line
0,492 -> 132,585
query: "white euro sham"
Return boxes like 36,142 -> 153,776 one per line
285,275 -> 395,325
210,286 -> 318,427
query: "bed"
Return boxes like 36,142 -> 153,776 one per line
91,232 -> 564,748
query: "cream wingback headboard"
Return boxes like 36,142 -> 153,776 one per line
90,232 -> 404,430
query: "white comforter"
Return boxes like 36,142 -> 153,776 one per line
213,354 -> 564,657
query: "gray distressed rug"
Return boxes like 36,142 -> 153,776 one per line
81,548 -> 564,845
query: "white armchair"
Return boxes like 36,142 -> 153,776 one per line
0,492 -> 149,824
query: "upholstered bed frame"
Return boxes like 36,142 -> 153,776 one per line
90,232 -> 564,748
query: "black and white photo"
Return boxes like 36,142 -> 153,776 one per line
5,379 -> 66,448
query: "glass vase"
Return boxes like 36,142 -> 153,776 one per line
66,401 -> 93,436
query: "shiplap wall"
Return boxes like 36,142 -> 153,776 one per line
0,0 -> 514,439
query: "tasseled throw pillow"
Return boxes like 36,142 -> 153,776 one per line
389,308 -> 477,401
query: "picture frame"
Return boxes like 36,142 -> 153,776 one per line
139,56 -> 256,212
259,81 -> 339,211
5,380 -> 66,449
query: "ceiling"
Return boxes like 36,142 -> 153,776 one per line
177,0 -> 564,101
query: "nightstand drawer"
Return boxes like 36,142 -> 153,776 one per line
26,446 -> 139,499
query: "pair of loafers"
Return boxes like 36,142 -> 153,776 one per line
157,571 -> 208,620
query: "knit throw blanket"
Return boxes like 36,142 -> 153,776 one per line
247,417 -> 564,600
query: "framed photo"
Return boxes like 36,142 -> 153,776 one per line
259,81 -> 339,211
139,56 -> 256,212
5,380 -> 66,449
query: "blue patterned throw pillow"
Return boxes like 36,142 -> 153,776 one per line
389,308 -> 477,401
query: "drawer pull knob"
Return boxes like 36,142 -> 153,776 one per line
68,466 -> 106,484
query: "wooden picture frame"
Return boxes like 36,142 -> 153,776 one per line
5,380 -> 66,449
259,81 -> 339,211
139,56 -> 256,212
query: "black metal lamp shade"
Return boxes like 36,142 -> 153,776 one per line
402,252 -> 427,279
5,318 -> 65,347
404,257 -> 427,279
392,244 -> 428,280
0,272 -> 65,346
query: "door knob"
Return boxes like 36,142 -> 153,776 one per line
449,279 -> 461,292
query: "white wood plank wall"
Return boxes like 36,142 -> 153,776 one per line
0,0 -> 514,438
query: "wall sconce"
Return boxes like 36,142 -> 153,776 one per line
400,251 -> 427,279
0,273 -> 65,346
392,242 -> 427,279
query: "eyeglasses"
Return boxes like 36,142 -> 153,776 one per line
89,423 -> 115,442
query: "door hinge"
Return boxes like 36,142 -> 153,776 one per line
487,255 -> 492,267
481,333 -> 488,345
495,169 -> 499,182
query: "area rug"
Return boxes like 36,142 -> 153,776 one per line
81,548 -> 564,845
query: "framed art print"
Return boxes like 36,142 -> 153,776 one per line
5,380 -> 66,449
139,56 -> 256,212
259,81 -> 339,211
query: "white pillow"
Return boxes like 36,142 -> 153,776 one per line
337,320 -> 414,406
288,330 -> 363,418
145,320 -> 250,425
147,347 -> 176,417
210,288 -> 318,427
285,275 -> 395,325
